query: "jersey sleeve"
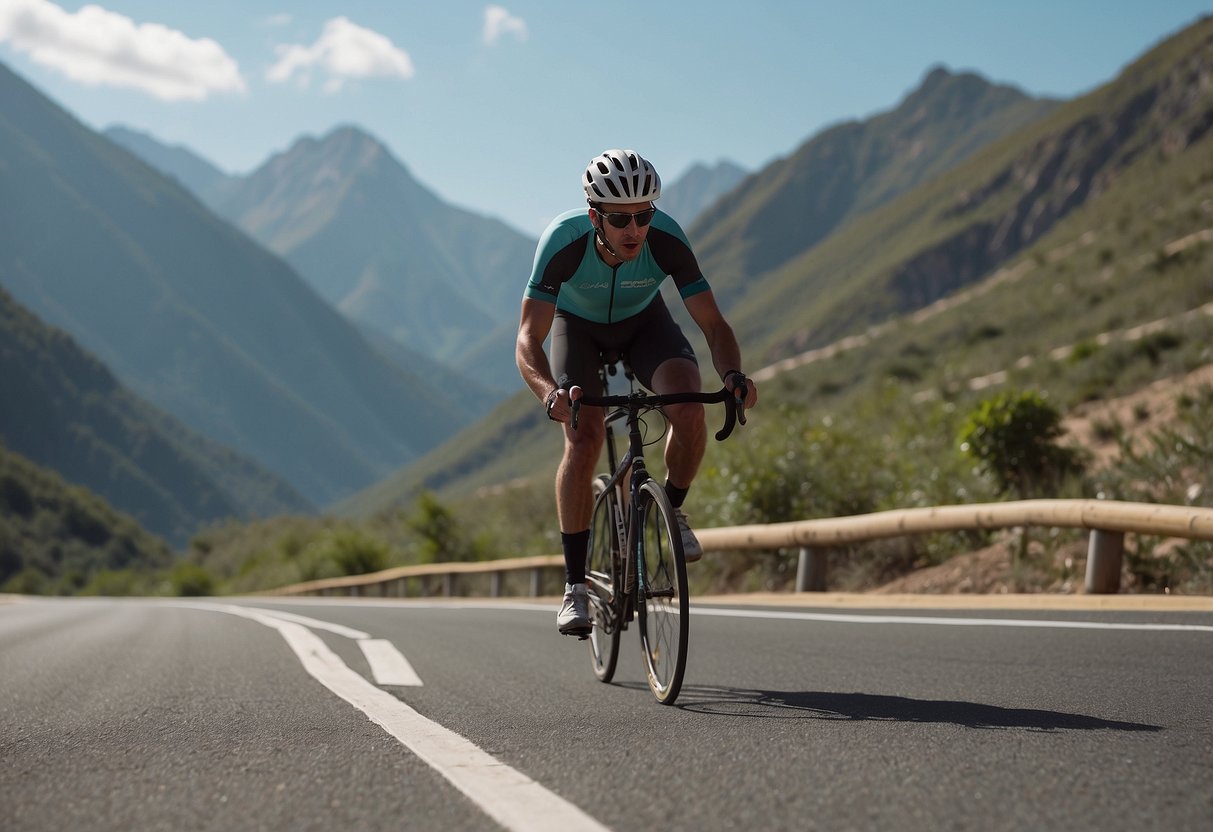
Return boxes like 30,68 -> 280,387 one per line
523,210 -> 588,305
648,213 -> 712,299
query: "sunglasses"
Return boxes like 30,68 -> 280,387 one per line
596,207 -> 656,229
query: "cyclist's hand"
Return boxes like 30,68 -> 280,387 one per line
725,371 -> 758,415
545,386 -> 582,423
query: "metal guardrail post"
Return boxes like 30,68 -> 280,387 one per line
443,573 -> 453,597
530,568 -> 541,597
491,572 -> 502,598
1085,529 -> 1125,594
795,547 -> 828,592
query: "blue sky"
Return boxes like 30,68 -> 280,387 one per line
1,1 -> 1209,237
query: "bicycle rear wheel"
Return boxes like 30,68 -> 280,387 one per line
586,475 -> 622,682
635,479 -> 689,705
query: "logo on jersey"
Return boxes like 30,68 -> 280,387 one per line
620,278 -> 657,290
578,281 -> 611,290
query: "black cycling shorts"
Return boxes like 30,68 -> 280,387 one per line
550,294 -> 698,395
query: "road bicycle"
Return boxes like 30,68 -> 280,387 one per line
571,358 -> 746,705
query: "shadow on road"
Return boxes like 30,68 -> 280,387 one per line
672,686 -> 1163,732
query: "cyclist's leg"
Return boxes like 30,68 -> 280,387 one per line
650,357 -> 705,490
550,312 -> 605,588
630,299 -> 706,560
628,298 -> 705,491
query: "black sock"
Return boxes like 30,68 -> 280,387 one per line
665,479 -> 689,509
561,529 -> 590,585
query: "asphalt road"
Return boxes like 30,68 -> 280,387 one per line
2,595 -> 1210,831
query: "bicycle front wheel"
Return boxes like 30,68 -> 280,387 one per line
586,474 -> 622,683
635,479 -> 689,705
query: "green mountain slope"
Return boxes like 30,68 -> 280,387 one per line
731,18 -> 1213,363
0,442 -> 175,594
690,66 -> 1059,310
0,60 -> 472,506
1,287 -> 310,547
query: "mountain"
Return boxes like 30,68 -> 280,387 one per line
337,17 -> 1213,516
203,126 -> 535,394
722,18 -> 1213,361
0,441 -> 175,594
104,125 -> 235,203
660,159 -> 749,227
0,60 -> 472,506
690,66 -> 1060,310
105,127 -> 506,397
0,286 -> 310,547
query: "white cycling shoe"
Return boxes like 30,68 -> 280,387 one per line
557,582 -> 591,637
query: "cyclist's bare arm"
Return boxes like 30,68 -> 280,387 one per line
516,298 -> 580,422
682,291 -> 758,409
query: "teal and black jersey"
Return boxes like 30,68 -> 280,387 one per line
523,208 -> 711,324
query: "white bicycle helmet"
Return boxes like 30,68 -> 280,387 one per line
583,149 -> 661,205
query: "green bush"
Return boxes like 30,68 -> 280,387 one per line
408,492 -> 485,563
308,528 -> 392,576
170,562 -> 215,596
959,390 -> 1084,498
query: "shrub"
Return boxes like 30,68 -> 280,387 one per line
408,492 -> 484,563
958,390 -> 1084,499
303,528 -> 391,576
170,562 -> 215,596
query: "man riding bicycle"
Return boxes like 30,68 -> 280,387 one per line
515,149 -> 759,637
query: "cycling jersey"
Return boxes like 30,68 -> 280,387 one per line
524,208 -> 711,324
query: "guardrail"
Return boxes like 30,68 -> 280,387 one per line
262,499 -> 1213,598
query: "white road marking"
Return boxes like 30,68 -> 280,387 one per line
225,605 -> 371,639
176,602 -> 424,684
239,610 -> 610,832
173,601 -> 371,639
358,638 -> 423,686
690,607 -> 1213,633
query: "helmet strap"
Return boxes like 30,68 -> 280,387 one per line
591,210 -> 623,264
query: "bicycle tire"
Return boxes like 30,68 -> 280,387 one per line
635,479 -> 689,704
586,475 -> 622,683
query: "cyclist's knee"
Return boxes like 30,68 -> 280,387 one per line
665,401 -> 706,433
651,357 -> 700,394
565,420 -> 604,457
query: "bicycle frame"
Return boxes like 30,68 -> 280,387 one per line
574,360 -> 744,703
600,388 -> 654,621
577,362 -> 743,632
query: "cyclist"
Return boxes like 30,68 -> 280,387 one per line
515,148 -> 759,636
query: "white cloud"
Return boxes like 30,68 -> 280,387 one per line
267,17 -> 414,94
261,14 -> 293,28
483,5 -> 527,46
0,0 -> 245,101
